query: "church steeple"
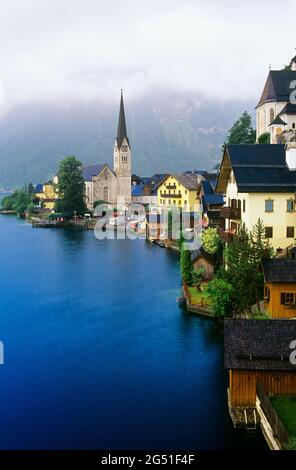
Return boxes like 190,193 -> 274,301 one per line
116,89 -> 129,149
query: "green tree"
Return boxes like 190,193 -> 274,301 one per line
27,182 -> 35,195
55,156 -> 87,216
205,277 -> 234,318
257,132 -> 270,144
180,235 -> 192,285
226,111 -> 256,145
192,267 -> 205,290
201,227 -> 220,254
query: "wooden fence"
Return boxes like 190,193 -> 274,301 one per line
256,382 -> 289,447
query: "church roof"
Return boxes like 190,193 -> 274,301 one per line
83,164 -> 108,181
34,183 -> 44,193
116,90 -> 130,149
256,70 -> 296,108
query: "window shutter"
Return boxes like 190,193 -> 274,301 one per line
280,293 -> 285,305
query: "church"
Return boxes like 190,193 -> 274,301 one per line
256,54 -> 296,144
84,91 -> 132,210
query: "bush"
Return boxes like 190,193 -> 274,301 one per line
205,278 -> 234,318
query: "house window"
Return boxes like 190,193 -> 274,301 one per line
293,123 -> 296,129
269,108 -> 275,124
168,199 -> 171,204
287,226 -> 295,238
280,293 -> 295,306
264,287 -> 270,301
185,190 -> 187,194
173,200 -> 176,205
287,199 -> 295,212
178,200 -> 181,205
265,227 -> 273,238
184,200 -> 187,205
265,199 -> 274,212
243,199 -> 246,213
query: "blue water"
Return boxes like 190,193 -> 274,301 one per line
0,214 -> 266,449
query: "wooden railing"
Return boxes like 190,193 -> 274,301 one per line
220,206 -> 241,220
256,382 -> 289,447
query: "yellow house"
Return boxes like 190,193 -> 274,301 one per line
157,174 -> 199,211
262,258 -> 296,318
216,144 -> 296,251
34,183 -> 58,210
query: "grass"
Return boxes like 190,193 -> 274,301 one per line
187,286 -> 212,306
251,310 -> 271,320
270,394 -> 296,443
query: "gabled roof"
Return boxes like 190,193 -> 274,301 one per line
171,173 -> 199,190
269,115 -> 287,126
200,180 -> 224,205
279,102 -> 296,115
216,144 -> 296,193
256,70 -> 296,108
34,184 -> 44,193
262,258 -> 296,283
190,247 -> 214,265
116,90 -> 129,149
83,164 -> 110,181
132,183 -> 145,196
224,319 -> 296,371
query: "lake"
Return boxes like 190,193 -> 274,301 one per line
0,214 -> 266,449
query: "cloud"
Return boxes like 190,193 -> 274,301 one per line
0,0 -> 295,110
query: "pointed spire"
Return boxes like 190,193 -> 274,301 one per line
116,89 -> 129,149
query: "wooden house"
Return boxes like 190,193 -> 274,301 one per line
190,248 -> 215,280
224,319 -> 296,408
262,258 -> 296,318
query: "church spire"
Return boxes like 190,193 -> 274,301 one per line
116,89 -> 129,149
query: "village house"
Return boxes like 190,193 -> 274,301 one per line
34,182 -> 58,210
256,54 -> 296,144
224,319 -> 296,408
196,179 -> 224,229
157,174 -> 201,211
132,174 -> 168,206
216,143 -> 296,250
262,258 -> 296,318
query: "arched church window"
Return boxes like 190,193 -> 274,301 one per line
103,187 -> 109,202
292,123 -> 296,129
269,108 -> 275,124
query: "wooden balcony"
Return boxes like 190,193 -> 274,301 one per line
160,193 -> 182,198
217,227 -> 234,242
166,184 -> 177,190
220,206 -> 241,220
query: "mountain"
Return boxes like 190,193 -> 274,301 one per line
0,91 -> 255,187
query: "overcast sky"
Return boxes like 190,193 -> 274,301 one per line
0,0 -> 295,110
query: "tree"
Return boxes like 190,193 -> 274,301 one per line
258,132 -> 270,144
27,182 -> 35,195
2,189 -> 33,217
201,227 -> 220,254
192,267 -> 205,290
205,277 -> 234,318
55,156 -> 87,216
226,111 -> 256,145
180,235 -> 192,285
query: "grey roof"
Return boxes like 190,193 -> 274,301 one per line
224,319 -> 296,371
172,173 -> 199,190
221,144 -> 296,193
83,164 -> 107,181
262,258 -> 296,283
269,115 -> 287,126
116,90 -> 129,149
256,70 -> 296,108
279,102 -> 296,115
190,247 -> 214,264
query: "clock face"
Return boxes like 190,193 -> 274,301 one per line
121,144 -> 128,152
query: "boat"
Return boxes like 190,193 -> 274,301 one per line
155,240 -> 165,247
